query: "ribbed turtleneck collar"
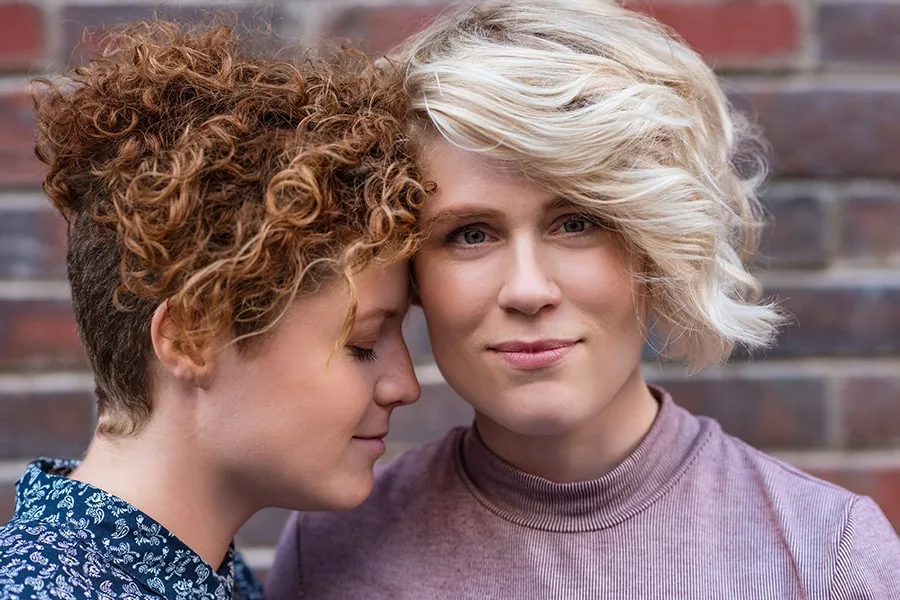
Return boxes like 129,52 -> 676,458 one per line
454,385 -> 714,532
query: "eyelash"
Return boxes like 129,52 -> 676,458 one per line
558,214 -> 600,233
349,346 -> 378,363
444,225 -> 490,246
444,214 -> 599,246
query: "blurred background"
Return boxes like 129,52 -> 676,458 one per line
1,0 -> 898,577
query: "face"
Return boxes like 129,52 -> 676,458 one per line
414,140 -> 648,440
203,261 -> 420,510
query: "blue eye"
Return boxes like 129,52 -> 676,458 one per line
447,226 -> 489,246
349,346 -> 378,363
563,219 -> 587,233
557,215 -> 598,235
462,229 -> 487,244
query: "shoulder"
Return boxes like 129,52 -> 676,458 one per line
829,495 -> 900,598
685,420 -> 866,545
705,425 -> 858,507
0,518 -> 82,573
658,397 -> 862,522
0,521 -> 148,600
670,417 -> 900,592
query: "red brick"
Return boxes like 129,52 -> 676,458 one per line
329,2 -> 800,62
0,391 -> 95,459
762,285 -> 900,358
62,5 -> 284,67
733,88 -> 900,178
840,378 -> 900,449
657,377 -> 828,450
0,3 -> 44,70
0,92 -> 43,187
326,6 -> 447,56
380,375 -> 831,451
386,382 -> 473,445
0,208 -> 68,279
0,479 -> 15,524
806,468 -> 900,532
0,300 -> 86,370
634,1 -> 799,62
840,191 -> 900,264
758,191 -> 831,269
236,507 -> 291,548
62,5 -> 154,66
820,3 -> 900,64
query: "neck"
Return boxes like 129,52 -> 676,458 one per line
69,420 -> 254,569
473,367 -> 659,482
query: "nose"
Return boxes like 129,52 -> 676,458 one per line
374,337 -> 421,408
497,237 -> 562,316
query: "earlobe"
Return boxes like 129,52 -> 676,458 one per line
150,301 -> 215,388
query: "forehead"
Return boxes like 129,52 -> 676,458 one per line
350,261 -> 410,316
420,140 -> 556,217
280,261 -> 410,328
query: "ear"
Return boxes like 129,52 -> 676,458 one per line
150,301 -> 216,389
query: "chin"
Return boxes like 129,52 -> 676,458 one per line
486,404 -> 591,437
478,388 -> 594,436
281,470 -> 373,512
322,473 -> 374,511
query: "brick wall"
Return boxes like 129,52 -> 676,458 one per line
1,0 -> 898,575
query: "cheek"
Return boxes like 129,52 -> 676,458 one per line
313,366 -> 373,421
416,254 -> 496,332
557,251 -> 640,322
262,368 -> 372,463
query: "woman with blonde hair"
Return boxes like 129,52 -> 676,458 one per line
268,1 -> 900,597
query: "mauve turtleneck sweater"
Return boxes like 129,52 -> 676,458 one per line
266,388 -> 900,599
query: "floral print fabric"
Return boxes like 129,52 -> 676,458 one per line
0,458 -> 263,600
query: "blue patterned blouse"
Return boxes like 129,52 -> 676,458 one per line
0,458 -> 263,600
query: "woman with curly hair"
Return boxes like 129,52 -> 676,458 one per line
268,1 -> 900,598
0,21 -> 422,600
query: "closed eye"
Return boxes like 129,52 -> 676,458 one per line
348,346 -> 378,363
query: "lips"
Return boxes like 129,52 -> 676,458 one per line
352,432 -> 388,458
491,339 -> 577,353
489,339 -> 579,370
352,432 -> 387,440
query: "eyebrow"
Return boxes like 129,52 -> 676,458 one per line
547,196 -> 573,210
420,208 -> 502,232
421,197 -> 574,231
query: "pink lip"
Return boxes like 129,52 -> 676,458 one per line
354,432 -> 388,440
489,339 -> 579,370
352,435 -> 387,457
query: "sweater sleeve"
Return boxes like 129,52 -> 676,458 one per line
265,511 -> 304,600
829,496 -> 900,599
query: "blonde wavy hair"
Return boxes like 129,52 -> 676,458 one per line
395,0 -> 783,368
33,21 -> 423,434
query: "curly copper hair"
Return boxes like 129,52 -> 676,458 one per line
32,21 -> 423,435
